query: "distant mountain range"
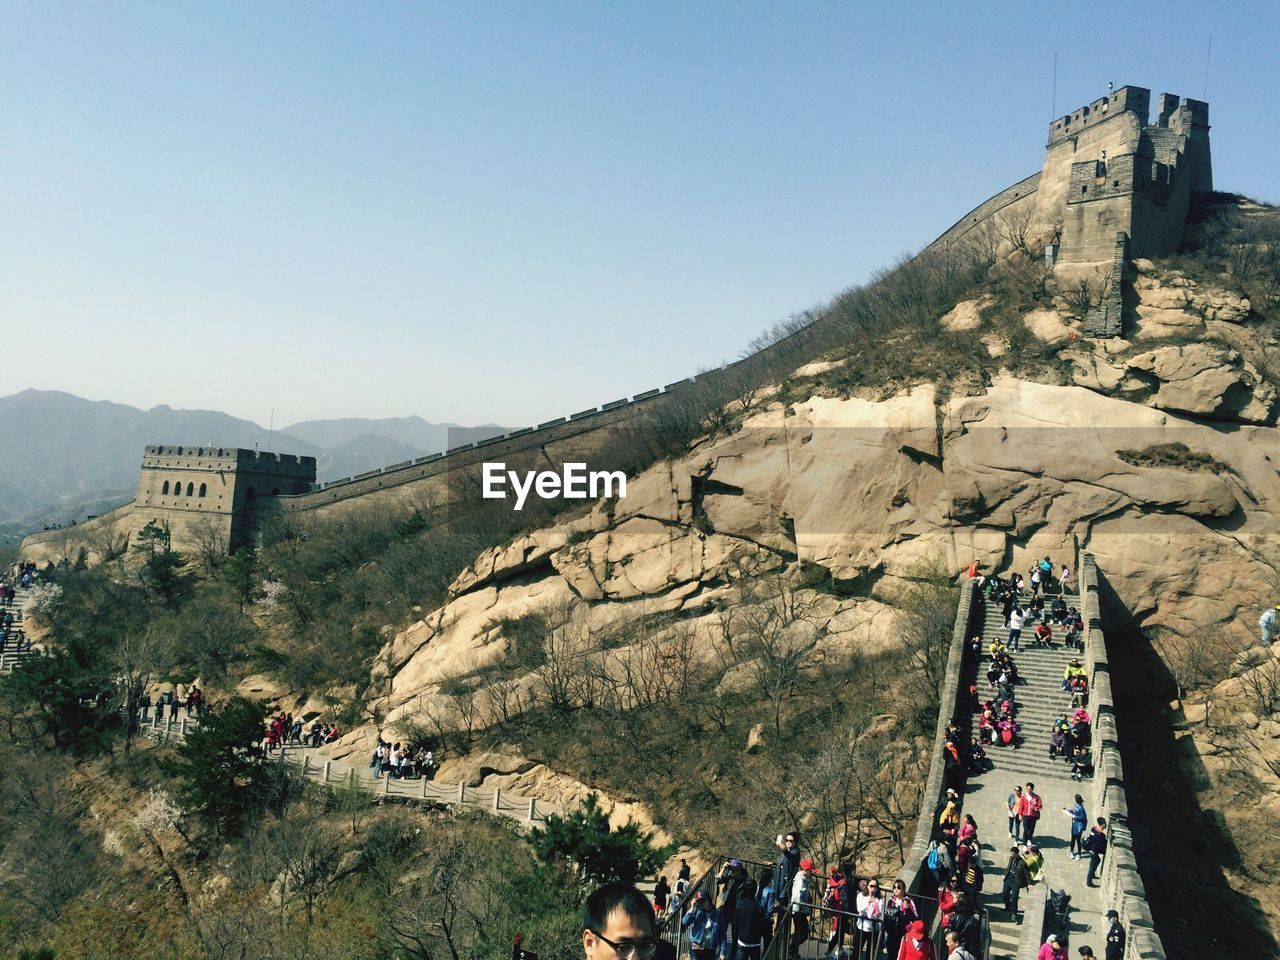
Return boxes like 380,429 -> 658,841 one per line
0,389 -> 508,541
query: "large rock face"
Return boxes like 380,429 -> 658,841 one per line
1063,339 -> 1277,426
1132,264 -> 1252,339
374,377 -> 1280,732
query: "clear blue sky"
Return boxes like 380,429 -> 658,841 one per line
3,2 -> 1277,428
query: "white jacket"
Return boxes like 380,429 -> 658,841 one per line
790,871 -> 811,915
855,891 -> 882,933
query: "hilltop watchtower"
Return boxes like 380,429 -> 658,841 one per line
134,445 -> 317,550
1042,85 -> 1212,264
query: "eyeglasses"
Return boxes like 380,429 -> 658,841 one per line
785,837 -> 796,844
590,931 -> 658,960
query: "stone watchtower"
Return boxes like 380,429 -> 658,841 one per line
134,445 -> 317,550
1037,85 -> 1212,336
1042,85 -> 1212,265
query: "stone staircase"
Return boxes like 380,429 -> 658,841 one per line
962,587 -> 1109,959
0,587 -> 38,673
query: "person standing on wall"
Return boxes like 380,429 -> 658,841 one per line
1007,785 -> 1024,840
1084,817 -> 1109,887
1064,794 -> 1087,860
1020,782 -> 1042,841
1103,909 -> 1125,959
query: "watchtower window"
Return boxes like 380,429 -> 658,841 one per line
161,481 -> 169,495
1081,186 -> 1088,194
186,482 -> 195,496
199,483 -> 207,497
177,447 -> 183,455
1113,180 -> 1120,187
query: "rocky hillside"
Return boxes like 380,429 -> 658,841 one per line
319,210 -> 1280,949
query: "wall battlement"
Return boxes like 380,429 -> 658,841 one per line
1047,84 -> 1151,146
141,445 -> 317,474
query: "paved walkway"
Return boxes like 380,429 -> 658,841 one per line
137,709 -> 568,829
964,588 -> 1109,958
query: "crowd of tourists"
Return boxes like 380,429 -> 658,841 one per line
139,686 -> 207,721
369,737 -> 438,780
6,561 -> 44,590
616,556 -> 1134,959
946,559 -> 1123,960
263,712 -> 343,750
0,605 -> 25,649
0,570 -> 31,651
649,831 -> 954,960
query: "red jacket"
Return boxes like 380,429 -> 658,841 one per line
898,936 -> 937,960
939,889 -> 956,927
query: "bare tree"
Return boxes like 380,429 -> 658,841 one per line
1151,625 -> 1226,709
785,732 -> 876,870
1062,275 -> 1112,317
116,624 -> 174,757
528,601 -> 601,714
1238,654 -> 1280,718
259,809 -> 343,930
956,218 -> 1002,274
0,751 -> 95,924
330,770 -> 373,836
480,670 -> 525,728
894,562 -> 959,698
86,518 -> 130,571
189,514 -> 230,575
861,734 -> 928,865
387,820 -> 510,960
439,673 -> 484,746
722,575 -> 823,735
995,203 -> 1037,256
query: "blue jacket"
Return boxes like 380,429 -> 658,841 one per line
1069,803 -> 1087,836
682,905 -> 724,954
757,884 -> 777,917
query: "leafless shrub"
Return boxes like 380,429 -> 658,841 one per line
1063,277 -> 1111,317
1239,654 -> 1280,718
995,204 -> 1037,256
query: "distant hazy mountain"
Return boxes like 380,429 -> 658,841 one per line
0,389 -> 511,539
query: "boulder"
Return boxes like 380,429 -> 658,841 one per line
981,333 -> 1009,358
939,297 -> 992,332
1125,343 -> 1276,424
365,374 -> 1280,774
1023,307 -> 1076,345
1062,348 -> 1126,392
1133,272 -> 1252,338
746,723 -> 765,754
792,357 -> 852,378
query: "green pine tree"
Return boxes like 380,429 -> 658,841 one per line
530,793 -> 675,886
162,696 -> 269,835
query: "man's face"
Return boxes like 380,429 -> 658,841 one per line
583,907 -> 654,960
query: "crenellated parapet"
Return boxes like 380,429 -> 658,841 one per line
1047,85 -> 1152,147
